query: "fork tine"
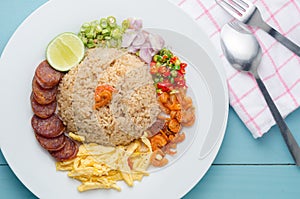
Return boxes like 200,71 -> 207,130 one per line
236,0 -> 254,7
216,0 -> 243,20
234,0 -> 250,8
228,21 -> 251,34
230,0 -> 247,12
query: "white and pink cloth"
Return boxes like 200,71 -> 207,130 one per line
170,0 -> 300,138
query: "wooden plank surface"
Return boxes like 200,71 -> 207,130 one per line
0,151 -> 6,164
1,164 -> 300,199
185,165 -> 300,199
214,107 -> 300,164
0,166 -> 37,199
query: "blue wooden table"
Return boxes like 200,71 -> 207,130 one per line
1,1 -> 300,198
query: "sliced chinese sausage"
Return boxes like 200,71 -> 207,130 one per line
31,114 -> 65,138
32,77 -> 57,105
35,60 -> 62,89
147,119 -> 165,137
35,132 -> 66,151
30,93 -> 57,118
50,137 -> 78,161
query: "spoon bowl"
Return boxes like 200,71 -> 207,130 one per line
220,22 -> 300,166
220,22 -> 262,75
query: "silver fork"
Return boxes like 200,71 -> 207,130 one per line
216,0 -> 300,57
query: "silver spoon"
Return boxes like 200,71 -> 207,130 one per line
220,22 -> 300,166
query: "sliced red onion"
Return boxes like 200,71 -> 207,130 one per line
121,29 -> 138,47
132,31 -> 146,46
128,18 -> 143,30
149,33 -> 165,51
141,30 -> 149,39
139,42 -> 153,63
127,45 -> 139,53
121,19 -> 165,63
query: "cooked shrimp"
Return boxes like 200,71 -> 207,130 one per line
166,103 -> 181,111
170,111 -> 177,119
94,90 -> 112,109
158,92 -> 169,104
150,134 -> 168,151
175,88 -> 193,110
148,87 -> 195,168
172,132 -> 186,144
168,119 -> 181,133
94,85 -> 115,110
163,142 -> 177,155
170,93 -> 179,105
150,149 -> 168,167
95,84 -> 115,93
182,96 -> 193,110
175,111 -> 182,123
158,100 -> 170,114
175,88 -> 186,104
181,108 -> 195,127
183,115 -> 195,126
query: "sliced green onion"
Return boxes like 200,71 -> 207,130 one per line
156,88 -> 162,94
170,77 -> 175,84
156,62 -> 162,67
87,41 -> 95,48
153,55 -> 162,62
173,64 -> 180,70
80,22 -> 91,32
175,59 -> 181,66
86,31 -> 95,39
122,19 -> 130,31
80,36 -> 88,45
111,28 -> 122,39
96,34 -> 103,40
100,18 -> 108,28
155,73 -> 161,78
107,16 -> 117,27
166,52 -> 173,58
170,89 -> 179,94
159,48 -> 172,57
102,28 -> 111,35
95,25 -> 102,34
170,70 -> 178,77
154,77 -> 160,83
166,60 -> 171,66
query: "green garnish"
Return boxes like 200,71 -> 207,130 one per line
78,16 -> 129,48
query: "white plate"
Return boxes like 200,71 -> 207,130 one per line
0,0 -> 228,198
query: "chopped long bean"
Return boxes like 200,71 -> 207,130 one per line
78,16 -> 129,48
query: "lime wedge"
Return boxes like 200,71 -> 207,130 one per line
46,32 -> 85,72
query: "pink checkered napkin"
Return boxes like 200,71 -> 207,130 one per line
170,0 -> 300,138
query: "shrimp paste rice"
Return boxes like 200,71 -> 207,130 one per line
57,47 -> 160,146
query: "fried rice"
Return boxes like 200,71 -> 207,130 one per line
57,47 -> 160,146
